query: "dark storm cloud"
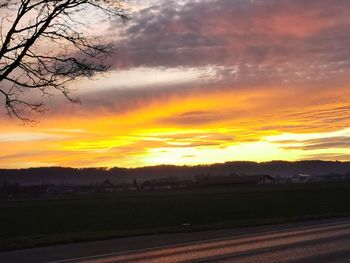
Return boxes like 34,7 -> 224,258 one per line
108,0 -> 350,84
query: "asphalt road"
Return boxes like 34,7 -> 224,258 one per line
2,217 -> 350,263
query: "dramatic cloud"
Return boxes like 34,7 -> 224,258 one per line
108,0 -> 350,85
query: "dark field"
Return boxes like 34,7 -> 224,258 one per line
1,183 -> 350,251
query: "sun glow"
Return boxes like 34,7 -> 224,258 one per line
2,0 -> 350,168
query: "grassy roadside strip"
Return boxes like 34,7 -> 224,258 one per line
1,183 -> 350,251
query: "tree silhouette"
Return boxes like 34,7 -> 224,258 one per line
0,0 -> 127,121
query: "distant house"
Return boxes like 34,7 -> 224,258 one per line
195,174 -> 274,186
309,173 -> 345,182
98,180 -> 115,192
141,178 -> 192,190
142,179 -> 173,190
273,174 -> 311,184
296,174 -> 311,183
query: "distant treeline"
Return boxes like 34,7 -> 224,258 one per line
1,160 -> 350,186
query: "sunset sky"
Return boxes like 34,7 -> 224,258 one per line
2,0 -> 350,168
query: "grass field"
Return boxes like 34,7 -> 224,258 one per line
1,183 -> 350,251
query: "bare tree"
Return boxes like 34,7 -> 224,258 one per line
0,0 -> 127,121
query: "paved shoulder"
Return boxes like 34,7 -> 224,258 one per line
1,217 -> 350,263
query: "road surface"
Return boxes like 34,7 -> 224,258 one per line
1,217 -> 350,263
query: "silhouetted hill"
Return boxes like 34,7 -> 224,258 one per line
1,160 -> 350,186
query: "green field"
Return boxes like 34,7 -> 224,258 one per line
1,183 -> 350,251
